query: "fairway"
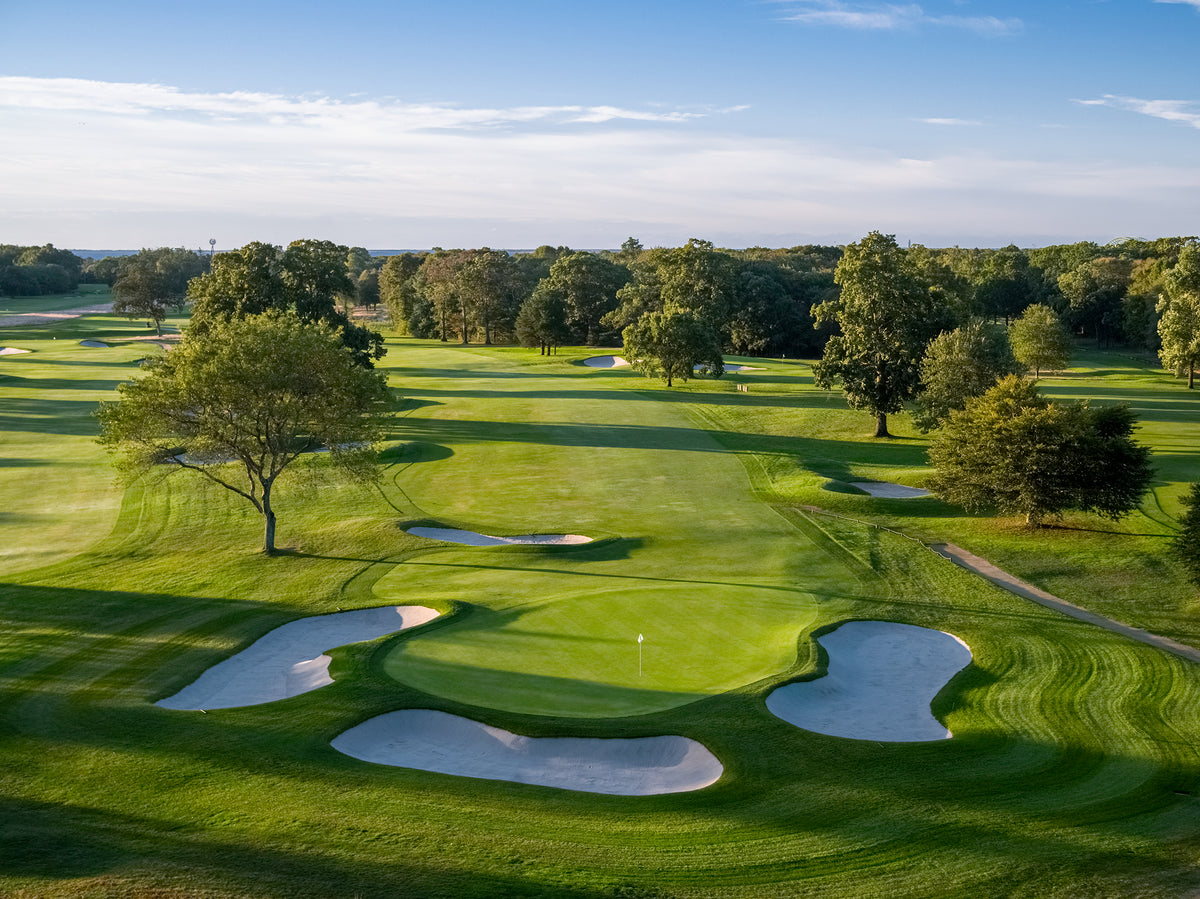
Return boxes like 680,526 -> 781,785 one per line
376,345 -> 819,716
3,315 -> 1200,897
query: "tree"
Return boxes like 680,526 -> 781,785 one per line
927,376 -> 1153,526
459,249 -> 519,345
1175,483 -> 1200,588
812,232 -> 941,438
1157,243 -> 1200,389
379,253 -> 426,333
1010,303 -> 1071,378
188,240 -> 385,367
910,321 -> 1020,432
516,287 -> 571,355
96,312 -> 392,554
534,251 -> 628,345
1057,257 -> 1131,346
621,306 -> 723,387
111,248 -> 207,335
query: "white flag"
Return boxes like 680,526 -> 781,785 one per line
638,633 -> 644,643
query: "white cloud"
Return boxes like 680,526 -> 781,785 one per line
1076,94 -> 1200,129
1155,0 -> 1200,9
1,77 -> 1198,248
917,117 -> 983,126
776,2 -> 1021,34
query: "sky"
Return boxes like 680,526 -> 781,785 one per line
1,0 -> 1199,251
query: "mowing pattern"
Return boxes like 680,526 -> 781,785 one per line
1,333 -> 1199,897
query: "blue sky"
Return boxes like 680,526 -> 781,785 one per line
1,0 -> 1198,250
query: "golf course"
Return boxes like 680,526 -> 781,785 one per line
3,298 -> 1200,898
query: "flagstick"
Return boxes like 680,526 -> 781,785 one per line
638,633 -> 644,677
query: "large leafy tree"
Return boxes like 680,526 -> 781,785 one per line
1057,257 -> 1131,346
910,321 -> 1020,432
1010,303 -> 1071,378
459,248 -> 520,345
622,306 -> 723,387
812,231 -> 941,438
928,376 -> 1153,526
111,247 -> 208,335
534,251 -> 628,345
97,312 -> 392,554
516,287 -> 571,355
1157,243 -> 1200,389
379,252 -> 426,333
188,240 -> 385,367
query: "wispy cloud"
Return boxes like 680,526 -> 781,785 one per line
918,117 -> 983,126
776,2 -> 1022,35
1154,0 -> 1200,9
0,77 -> 720,130
1076,94 -> 1200,129
1,77 -> 1198,248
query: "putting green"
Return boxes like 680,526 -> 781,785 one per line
376,344 -> 824,717
379,565 -> 816,717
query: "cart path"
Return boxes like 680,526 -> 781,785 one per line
930,542 -> 1200,665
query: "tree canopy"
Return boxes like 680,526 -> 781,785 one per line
1010,303 -> 1071,378
910,321 -> 1020,432
812,231 -> 941,437
927,375 -> 1153,526
1157,243 -> 1200,389
188,240 -> 385,367
111,247 -> 208,335
96,312 -> 392,553
622,306 -> 724,387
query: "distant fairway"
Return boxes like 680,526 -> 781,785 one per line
3,317 -> 1200,898
377,344 -> 819,715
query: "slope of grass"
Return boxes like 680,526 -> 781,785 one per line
1,333 -> 1199,898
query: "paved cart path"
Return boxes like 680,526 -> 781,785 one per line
931,542 -> 1200,665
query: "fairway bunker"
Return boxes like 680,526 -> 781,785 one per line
79,340 -> 109,348
766,621 -> 971,742
407,527 -> 592,546
157,605 -> 440,710
331,709 -> 723,795
583,355 -> 630,368
850,481 -> 930,498
0,347 -> 30,355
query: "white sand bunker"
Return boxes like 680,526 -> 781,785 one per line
583,355 -> 630,368
766,621 -> 971,742
850,481 -> 930,498
157,605 -> 440,710
407,527 -> 592,546
79,340 -> 109,348
332,709 -> 723,795
0,347 -> 30,355
720,364 -> 760,372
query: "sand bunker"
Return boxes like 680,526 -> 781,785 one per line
766,621 -> 971,742
850,481 -> 930,499
720,364 -> 760,372
583,355 -> 630,368
157,605 -> 440,710
407,527 -> 592,546
332,709 -> 723,795
79,340 -> 109,348
0,347 -> 30,355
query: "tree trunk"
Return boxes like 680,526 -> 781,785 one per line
153,317 -> 163,336
262,484 -> 277,554
873,412 -> 890,438
1189,363 -> 1195,389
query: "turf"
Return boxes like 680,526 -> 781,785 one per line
1,321 -> 1199,898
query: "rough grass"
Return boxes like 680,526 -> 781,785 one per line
1,329 -> 1199,898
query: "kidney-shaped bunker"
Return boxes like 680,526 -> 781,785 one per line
157,605 -> 440,710
332,709 -> 723,795
766,620 -> 971,742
